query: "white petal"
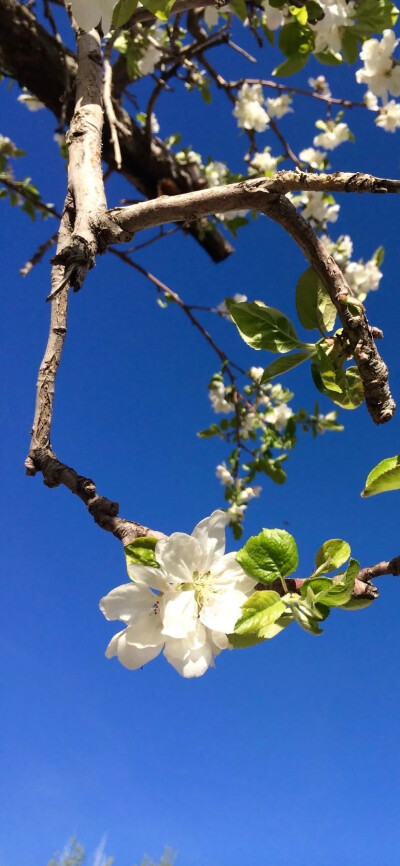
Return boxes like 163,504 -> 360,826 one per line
164,636 -> 213,677
160,590 -> 198,638
100,582 -> 156,623
208,629 -> 231,652
156,534 -> 202,584
106,630 -> 162,669
200,588 -> 249,634
191,510 -> 227,570
124,611 -> 163,648
71,0 -> 102,30
127,563 -> 170,593
211,552 -> 256,593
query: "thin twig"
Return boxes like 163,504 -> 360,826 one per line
225,78 -> 367,109
104,31 -> 122,170
20,230 -> 58,276
0,175 -> 62,219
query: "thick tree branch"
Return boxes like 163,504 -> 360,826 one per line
0,0 -> 232,262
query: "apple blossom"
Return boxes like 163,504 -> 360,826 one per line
265,95 -> 293,119
313,120 -> 351,151
100,511 -> 257,677
249,149 -> 279,175
299,147 -> 327,170
216,463 -> 234,486
376,101 -> 400,132
310,1 -> 355,55
233,84 -> 269,133
344,258 -> 383,301
262,1 -> 286,30
209,380 -> 232,413
70,0 -> 116,33
17,93 -> 45,111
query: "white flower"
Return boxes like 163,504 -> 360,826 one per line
292,191 -> 339,225
240,409 -> 259,439
217,293 -> 247,318
233,84 -> 269,132
299,147 -> 327,169
209,380 -> 232,413
313,120 -> 351,150
344,258 -> 382,300
226,502 -> 247,521
265,403 -> 293,431
100,511 -> 257,677
249,148 -> 279,175
308,75 -> 331,98
356,30 -> 400,99
17,93 -> 45,111
249,366 -> 265,382
376,100 -> 400,132
265,94 -> 293,119
204,5 -> 219,28
321,233 -> 353,264
205,161 -> 228,187
176,149 -> 202,165
310,0 -> 355,54
70,0 -> 116,33
364,90 -> 379,111
239,485 -> 262,503
216,463 -> 234,486
262,0 -> 286,30
138,27 -> 166,75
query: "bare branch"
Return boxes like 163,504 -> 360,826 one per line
103,33 -> 122,170
20,231 -> 58,277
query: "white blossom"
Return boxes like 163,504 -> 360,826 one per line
356,30 -> 400,99
262,0 -> 286,30
376,100 -> 400,132
344,258 -> 382,300
209,380 -> 232,413
205,161 -> 228,187
291,191 -> 339,225
310,1 -> 355,55
17,93 -> 45,111
313,120 -> 351,150
138,28 -> 166,75
321,233 -> 353,264
240,409 -> 259,439
265,403 -> 293,432
100,511 -> 257,677
238,485 -> 262,503
216,463 -> 234,486
70,0 -> 116,33
299,147 -> 327,169
265,94 -> 293,119
226,502 -> 247,521
233,84 -> 269,132
217,293 -> 247,318
176,149 -> 202,165
249,366 -> 265,382
364,90 -> 379,111
308,75 -> 331,98
204,5 -> 220,28
249,148 -> 279,175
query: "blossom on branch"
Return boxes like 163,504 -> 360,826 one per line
70,0 -> 116,33
356,30 -> 400,100
233,84 -> 269,132
100,511 -> 257,677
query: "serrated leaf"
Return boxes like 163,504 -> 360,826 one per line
258,612 -> 294,638
261,350 -> 312,384
124,536 -> 159,568
112,0 -> 139,27
228,301 -> 306,353
234,590 -> 287,636
237,528 -> 298,584
319,558 -> 360,607
361,455 -> 400,497
315,538 -> 351,571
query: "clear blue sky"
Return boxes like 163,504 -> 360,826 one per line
2,12 -> 400,866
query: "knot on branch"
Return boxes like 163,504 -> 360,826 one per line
51,235 -> 95,293
343,172 -> 388,193
97,214 -> 133,250
388,555 -> 400,576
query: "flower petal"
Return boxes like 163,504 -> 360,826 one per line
160,590 -> 198,638
164,635 -> 214,678
191,510 -> 227,570
200,588 -> 249,634
211,552 -> 256,593
124,611 -> 163,648
100,582 -> 156,624
127,563 -> 170,593
156,534 -> 202,585
106,630 -> 163,669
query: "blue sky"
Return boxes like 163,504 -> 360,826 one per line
2,11 -> 400,866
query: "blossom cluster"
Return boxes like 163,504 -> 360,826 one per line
357,30 -> 400,133
233,84 -> 293,133
100,511 -> 256,677
321,235 -> 383,301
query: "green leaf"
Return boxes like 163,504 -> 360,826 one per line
234,591 -> 287,636
352,0 -> 399,36
278,20 -> 314,56
259,457 -> 287,485
312,343 -> 364,409
315,538 -> 351,571
227,632 -> 266,648
361,455 -> 400,497
237,528 -> 298,584
340,597 -> 374,611
197,424 -> 222,438
341,29 -> 359,64
229,0 -> 248,21
112,0 -> 139,27
228,301 -> 306,353
140,0 -> 176,20
124,536 -> 159,568
258,612 -> 294,639
285,591 -> 325,634
260,350 -> 312,383
273,54 -> 310,76
320,558 -> 360,607
374,245 -> 385,267
289,4 -> 308,25
295,269 -> 337,333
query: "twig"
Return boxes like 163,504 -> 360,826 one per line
103,31 -> 122,170
20,230 -> 58,276
260,194 -> 395,424
0,175 -> 62,219
225,78 -> 367,109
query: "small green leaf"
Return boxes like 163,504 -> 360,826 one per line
197,424 -> 223,438
234,591 -> 287,636
260,350 -> 312,383
237,528 -> 298,584
341,29 -> 359,64
273,54 -> 309,76
315,538 -> 351,571
340,597 -> 374,611
140,0 -> 176,20
112,0 -> 139,27
361,455 -> 400,497
228,301 -> 306,353
285,591 -> 325,634
228,632 -> 266,648
296,268 -> 336,332
124,536 -> 159,568
374,245 -> 385,266
319,558 -> 360,607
